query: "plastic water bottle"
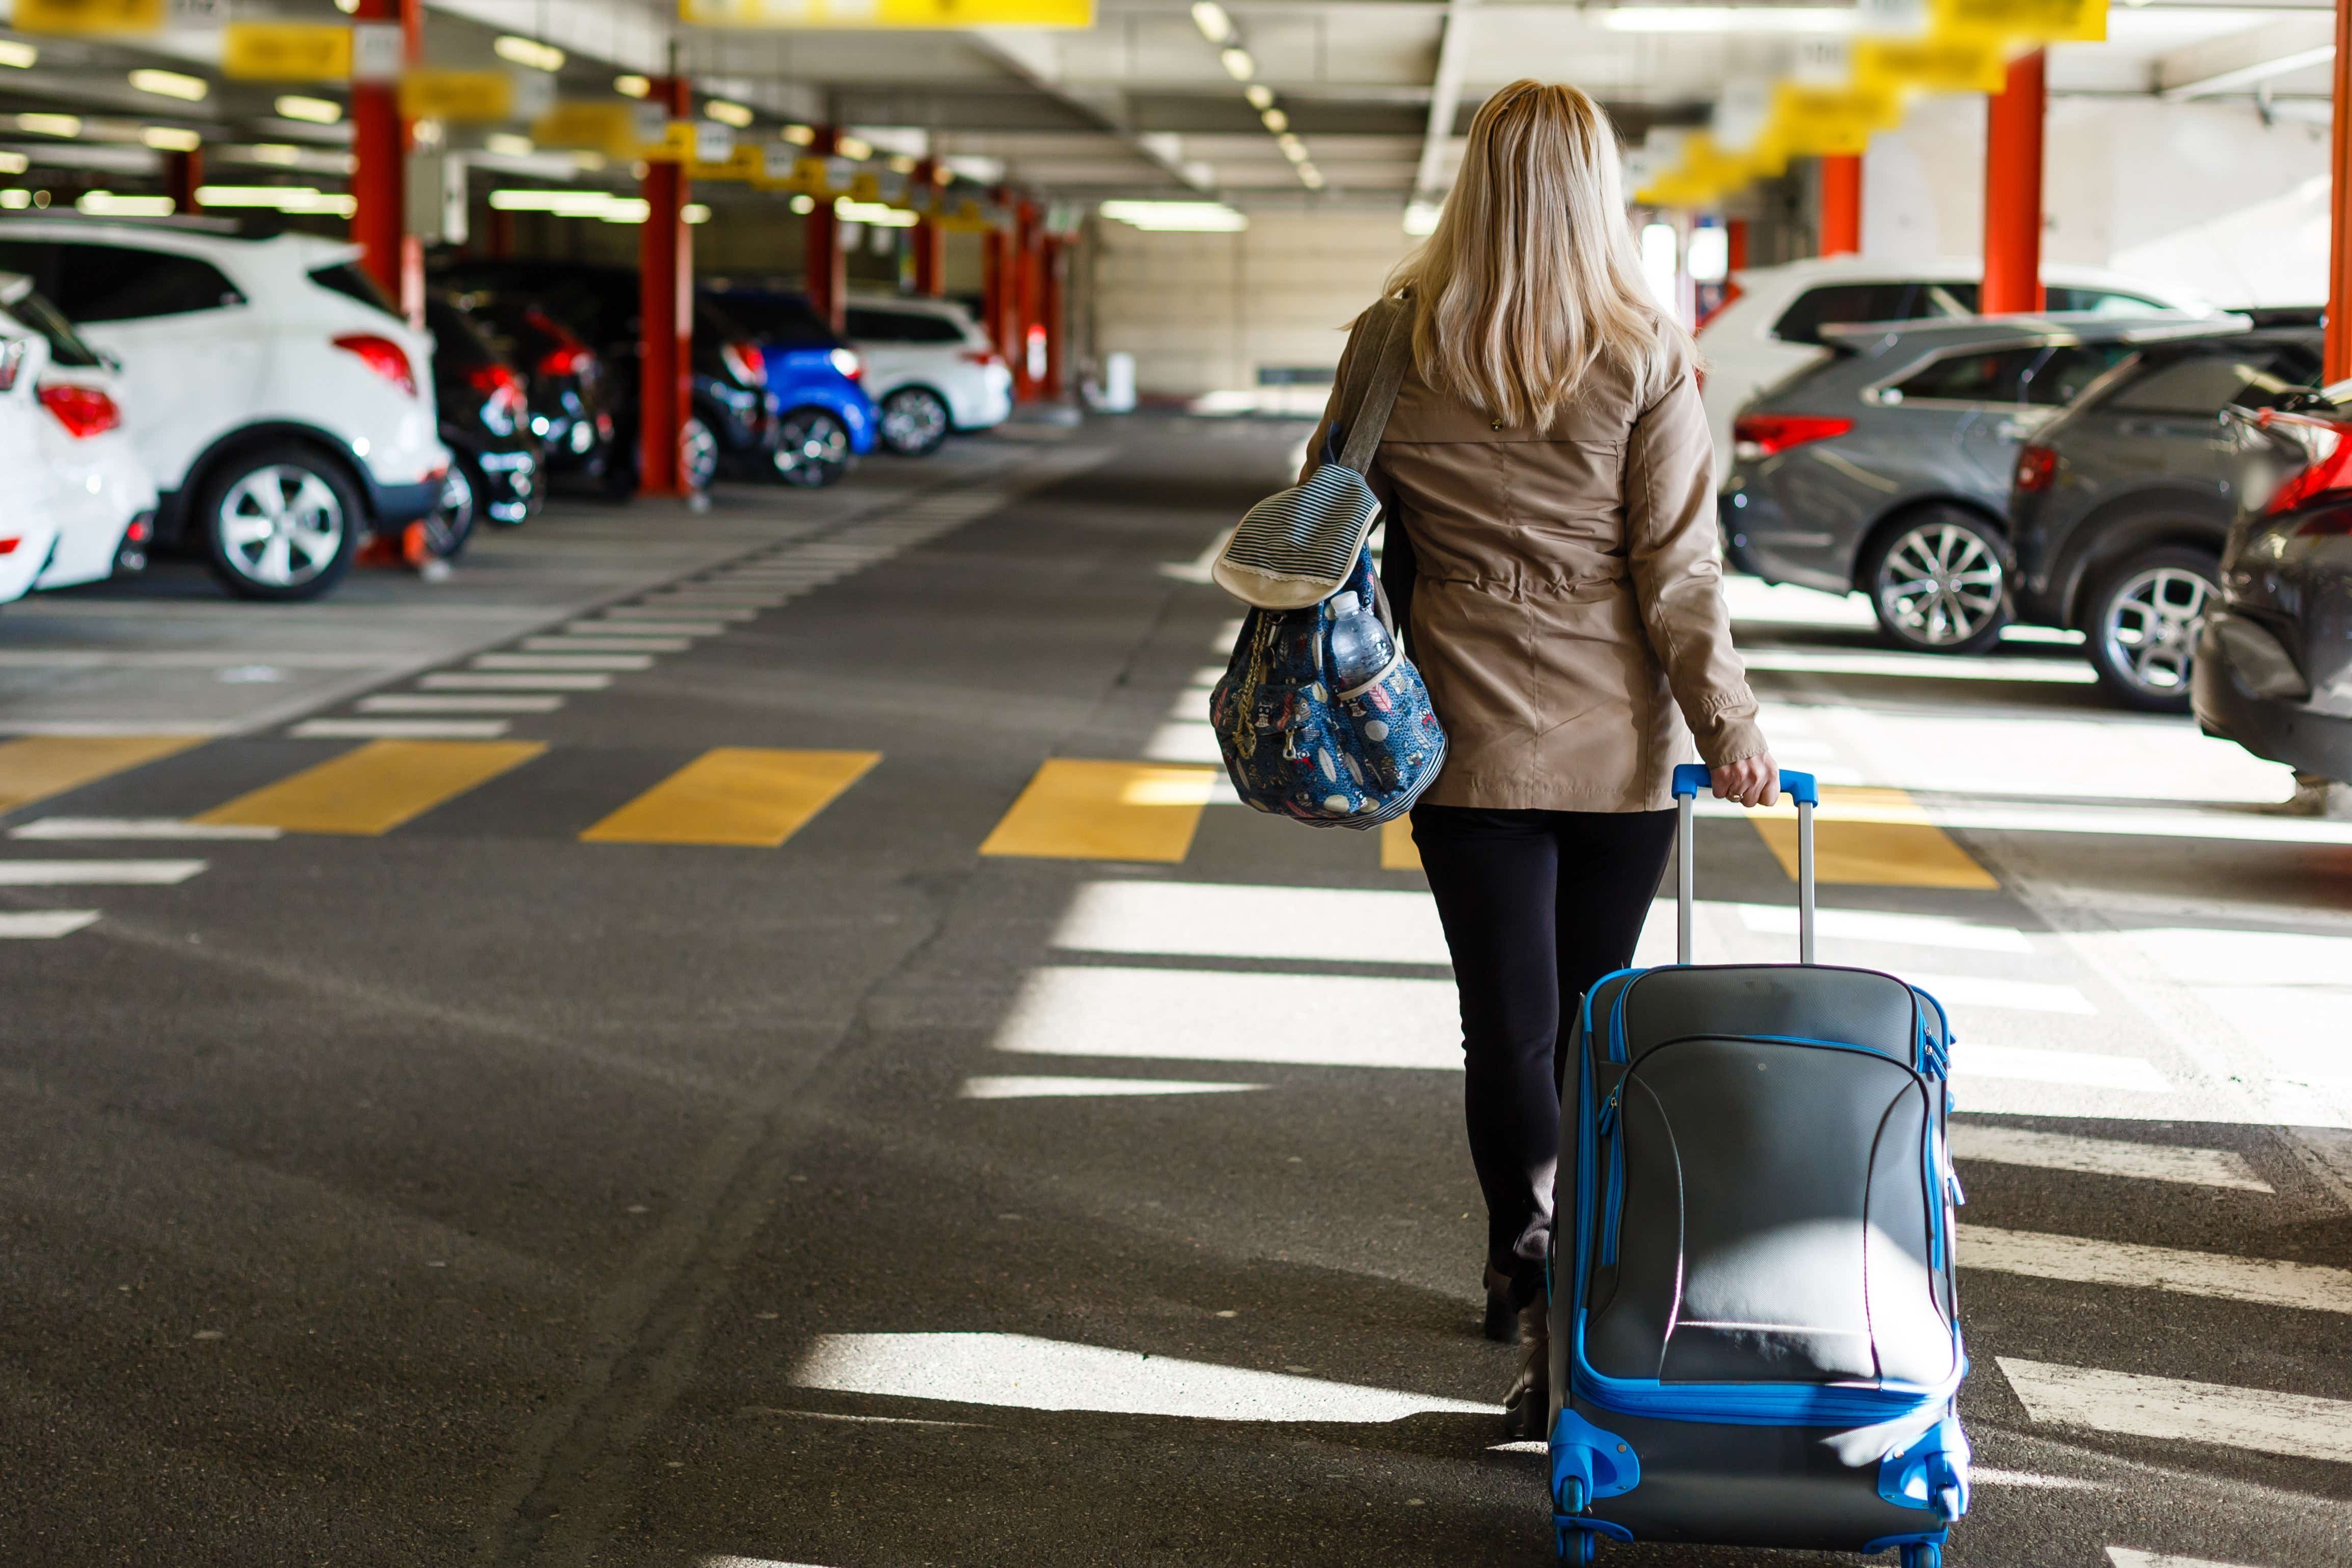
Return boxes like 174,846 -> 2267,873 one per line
1327,591 -> 1396,688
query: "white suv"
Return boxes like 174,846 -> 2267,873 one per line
0,217 -> 448,600
1,272 -> 158,593
844,293 -> 1012,456
0,326 -> 64,607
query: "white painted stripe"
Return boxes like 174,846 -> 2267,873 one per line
793,1332 -> 1491,1422
1974,1468 -> 2105,1491
0,910 -> 100,938
1053,881 -> 1450,966
1950,1124 -> 2272,1193
470,654 -> 653,672
2108,1549 -> 2264,1568
1693,795 -> 2352,849
11,817 -> 280,841
996,966 -> 1461,1071
1959,1225 -> 2350,1313
0,860 -> 205,885
701,1558 -> 837,1568
1952,1042 -> 2172,1094
1999,1357 -> 2352,1465
567,620 -> 727,636
289,719 -> 513,740
358,695 -> 564,714
420,672 -> 613,691
1910,974 -> 2097,1014
1741,648 -> 2096,684
600,606 -> 755,621
959,1075 -> 1266,1099
1735,903 -> 2033,954
519,637 -> 692,653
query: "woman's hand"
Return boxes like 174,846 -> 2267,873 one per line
1712,754 -> 1779,809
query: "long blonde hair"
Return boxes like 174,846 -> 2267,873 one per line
1386,80 -> 1681,427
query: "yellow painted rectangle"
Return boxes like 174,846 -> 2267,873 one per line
194,740 -> 545,836
222,21 -> 354,80
1746,786 -> 1997,890
0,734 -> 209,815
979,759 -> 1215,863
581,747 -> 879,847
1380,817 -> 1422,871
15,0 -> 165,37
682,0 -> 1095,28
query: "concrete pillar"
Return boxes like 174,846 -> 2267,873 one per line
805,127 -> 846,333
982,216 -> 1016,368
349,0 -> 422,321
911,158 -> 945,298
1818,154 -> 1861,256
2329,0 -> 2352,381
1981,50 -> 2047,316
638,75 -> 694,498
1041,236 -> 1066,400
163,148 -> 202,215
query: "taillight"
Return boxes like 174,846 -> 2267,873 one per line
0,536 -> 19,555
0,339 -> 26,392
537,343 -> 587,376
2257,409 -> 2352,520
468,363 -> 527,429
2014,444 -> 2059,494
1732,413 -> 1853,459
721,340 -> 767,389
39,382 -> 122,439
829,346 -> 862,381
961,349 -> 1005,370
333,333 -> 417,397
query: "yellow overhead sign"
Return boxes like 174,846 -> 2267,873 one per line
1934,0 -> 2106,43
532,100 -> 666,159
1853,36 -> 2009,96
223,22 -> 355,82
399,70 -> 515,123
681,0 -> 1094,28
14,0 -> 165,35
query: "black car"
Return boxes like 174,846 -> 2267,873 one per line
440,285 -> 616,490
2193,388 -> 2352,786
2008,325 -> 2324,709
421,293 -> 542,558
429,260 -> 776,493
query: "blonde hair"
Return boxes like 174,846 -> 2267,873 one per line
1385,79 -> 1682,428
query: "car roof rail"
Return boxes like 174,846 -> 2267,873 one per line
0,209 -> 284,239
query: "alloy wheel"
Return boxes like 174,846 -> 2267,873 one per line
217,464 -> 346,589
1873,520 -> 2006,650
680,416 -> 720,493
2098,564 -> 2211,697
425,464 -> 476,559
880,388 -> 949,456
775,410 -> 851,487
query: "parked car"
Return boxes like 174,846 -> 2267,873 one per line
1,270 -> 156,589
1719,313 -> 2213,654
845,291 -> 1012,455
2192,387 -> 2352,782
0,323 -> 64,607
2009,325 -> 2324,708
0,215 -> 448,600
1697,256 -> 2209,482
432,260 -> 775,494
439,285 -> 616,490
422,292 -> 542,559
702,286 -> 876,485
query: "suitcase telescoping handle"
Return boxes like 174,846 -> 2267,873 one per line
1671,763 -> 1821,966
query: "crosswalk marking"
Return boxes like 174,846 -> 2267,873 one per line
358,695 -> 564,714
1743,786 -> 1998,890
0,910 -> 100,937
581,747 -> 880,847
980,760 -> 1218,863
0,734 -> 210,816
1911,973 -> 2097,1014
1952,1041 -> 2171,1093
289,718 -> 514,740
11,817 -> 279,840
1735,903 -> 2034,954
600,606 -> 755,621
193,740 -> 545,835
0,860 -> 205,885
1959,1225 -> 2350,1314
1998,1358 -> 2352,1465
520,636 -> 691,653
471,654 -> 653,672
996,966 -> 1461,1070
567,619 -> 725,636
2108,1550 -> 2264,1568
422,672 -> 612,691
959,1075 -> 1265,1099
1381,818 -> 1422,871
1950,1124 -> 2273,1193
1053,880 -> 1449,966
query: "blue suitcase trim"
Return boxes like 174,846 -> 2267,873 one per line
1548,1407 -> 1641,1512
1878,1413 -> 1973,1520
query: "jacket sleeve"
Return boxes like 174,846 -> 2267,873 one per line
1299,310 -> 1375,486
1624,353 -> 1769,770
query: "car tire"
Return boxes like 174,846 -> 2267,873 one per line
1860,507 -> 2011,656
774,407 -> 852,488
197,444 -> 362,602
681,415 -> 720,494
878,386 -> 951,457
424,456 -> 482,561
2083,544 -> 2219,712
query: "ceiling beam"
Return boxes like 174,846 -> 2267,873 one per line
1412,0 -> 1473,200
2156,17 -> 2335,100
964,28 -> 1208,191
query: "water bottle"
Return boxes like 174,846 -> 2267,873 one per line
1326,591 -> 1396,689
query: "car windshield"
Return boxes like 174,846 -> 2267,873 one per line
712,292 -> 839,347
2,283 -> 103,368
2101,343 -> 2324,415
309,261 -> 403,322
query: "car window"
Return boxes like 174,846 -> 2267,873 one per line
1892,346 -> 2044,404
49,244 -> 242,322
1771,283 -> 1924,346
2045,286 -> 2168,316
715,292 -> 837,346
424,295 -> 499,370
2105,346 -> 2324,416
844,308 -> 904,342
309,261 -> 401,321
2,284 -> 103,368
849,307 -> 964,345
2020,342 -> 2138,406
1928,282 -> 1978,314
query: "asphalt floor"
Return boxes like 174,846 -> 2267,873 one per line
3,416 -> 2349,1567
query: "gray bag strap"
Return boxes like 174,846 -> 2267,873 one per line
1336,299 -> 1414,475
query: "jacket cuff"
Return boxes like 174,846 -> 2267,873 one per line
1693,710 -> 1769,770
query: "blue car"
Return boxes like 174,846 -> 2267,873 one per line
701,288 -> 877,488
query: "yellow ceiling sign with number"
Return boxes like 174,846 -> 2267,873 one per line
681,0 -> 1092,28
399,70 -> 515,123
14,0 -> 164,35
223,22 -> 355,82
1853,36 -> 2009,96
533,101 -> 663,158
1934,0 -> 2106,43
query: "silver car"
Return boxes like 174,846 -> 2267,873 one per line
1719,314 -> 2233,654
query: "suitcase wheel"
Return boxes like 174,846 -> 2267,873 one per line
1899,1546 -> 1941,1568
1556,1476 -> 1585,1514
1553,1526 -> 1599,1565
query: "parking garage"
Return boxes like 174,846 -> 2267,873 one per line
4,3 -> 2352,1566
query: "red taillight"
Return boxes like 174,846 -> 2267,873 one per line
1732,413 -> 1853,458
39,382 -> 122,439
961,349 -> 1006,369
333,334 -> 417,397
2257,409 -> 2352,520
537,343 -> 587,376
467,362 -> 527,421
2014,444 -> 2059,494
0,536 -> 19,555
721,340 -> 767,389
126,517 -> 151,543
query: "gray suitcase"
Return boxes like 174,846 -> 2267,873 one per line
1546,765 -> 1970,1567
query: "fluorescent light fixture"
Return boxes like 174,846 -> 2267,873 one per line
335,0 -> 360,10
484,132 -> 534,156
250,143 -> 303,165
195,184 -> 357,216
835,197 -> 918,227
1099,199 -> 1248,232
837,133 -> 873,160
780,123 -> 816,146
0,40 -> 38,68
789,192 -> 815,214
1220,46 -> 1255,80
1687,224 -> 1729,283
1191,0 -> 1236,43
1640,220 -> 1680,311
887,153 -> 918,174
142,126 -> 202,152
615,73 -> 651,98
15,113 -> 79,137
1244,83 -> 1274,111
1404,199 -> 1442,236
683,202 -> 711,224
705,98 -> 754,129
486,187 -> 651,223
493,35 -> 565,73
0,152 -> 26,174
130,68 -> 208,102
1260,107 -> 1288,132
275,95 -> 342,124
1278,133 -> 1307,162
1602,5 -> 1853,30
0,188 -> 30,206
1299,164 -> 1324,189
573,150 -> 608,171
77,190 -> 177,217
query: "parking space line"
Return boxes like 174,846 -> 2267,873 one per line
1909,973 -> 2097,1014
0,734 -> 211,816
193,740 -> 546,836
959,1075 -> 1265,1099
581,747 -> 880,847
421,673 -> 613,691
472,654 -> 654,672
290,719 -> 515,740
2108,1550 -> 2265,1568
979,760 -> 1219,863
565,620 -> 726,637
1950,1125 -> 2273,1193
520,636 -> 693,654
1951,1042 -> 2173,1094
1742,786 -> 1999,889
1960,1226 -> 2349,1313
599,606 -> 756,622
1998,1358 -> 2352,1465
0,860 -> 206,885
359,695 -> 564,714
0,910 -> 101,938
996,966 -> 1460,1069
10,817 -> 280,841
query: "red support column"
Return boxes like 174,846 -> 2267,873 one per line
1818,153 -> 1861,256
1012,201 -> 1043,401
2328,0 -> 2352,381
1726,218 -> 1749,274
982,221 -> 1015,369
910,158 -> 946,298
350,0 -> 423,322
1982,49 -> 2047,316
163,148 -> 202,215
805,127 -> 846,333
639,76 -> 694,498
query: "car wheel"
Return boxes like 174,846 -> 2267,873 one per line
424,457 -> 481,561
680,415 -> 720,494
2083,545 -> 2218,712
774,408 -> 852,488
878,387 -> 951,457
1862,508 -> 2011,655
199,445 -> 360,602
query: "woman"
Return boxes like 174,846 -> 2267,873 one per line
1302,80 -> 1778,1436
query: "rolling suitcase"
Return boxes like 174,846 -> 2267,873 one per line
1546,764 -> 1970,1567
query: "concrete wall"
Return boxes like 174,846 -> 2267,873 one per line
1861,95 -> 2330,307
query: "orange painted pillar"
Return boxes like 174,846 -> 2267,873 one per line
805,127 -> 846,334
1982,49 -> 2047,316
1819,154 -> 1861,256
349,0 -> 423,321
1013,201 -> 1043,401
911,158 -> 946,298
638,76 -> 694,498
2328,0 -> 2352,380
164,148 -> 202,215
982,217 -> 1015,368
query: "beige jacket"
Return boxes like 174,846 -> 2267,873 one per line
1304,301 -> 1766,813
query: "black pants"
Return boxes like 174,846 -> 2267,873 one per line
1410,803 -> 1679,1308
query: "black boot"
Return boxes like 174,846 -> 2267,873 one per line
1502,1287 -> 1550,1439
1481,1263 -> 1521,1343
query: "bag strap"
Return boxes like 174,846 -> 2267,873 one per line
1336,299 -> 1414,474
